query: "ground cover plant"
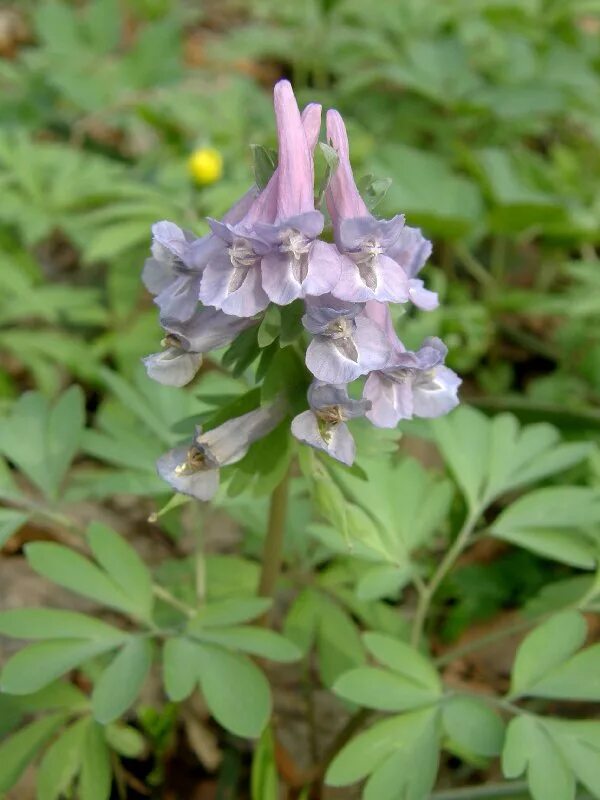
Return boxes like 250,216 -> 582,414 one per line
0,1 -> 599,798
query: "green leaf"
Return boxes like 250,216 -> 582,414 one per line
543,719 -> 600,797
195,644 -> 271,738
0,387 -> 84,499
333,666 -> 439,712
362,632 -> 441,692
162,637 -> 200,702
104,723 -> 146,758
363,716 -> 439,800
316,596 -> 366,688
523,644 -> 600,701
0,508 -> 28,547
251,145 -> 277,190
79,721 -> 112,800
430,406 -> 489,511
0,713 -> 66,792
492,488 -> 600,568
502,715 -> 575,800
92,637 -> 153,724
25,542 -> 136,615
326,708 -> 439,787
442,695 -> 505,758
192,597 -> 272,627
283,588 -> 320,655
257,305 -> 281,348
187,625 -> 300,663
37,716 -> 89,800
86,523 -> 153,620
511,611 -> 587,697
251,726 -> 279,800
0,608 -> 127,642
1,638 -> 122,695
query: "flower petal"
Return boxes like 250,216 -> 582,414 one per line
363,372 -> 411,428
412,366 -> 461,418
200,403 -> 285,466
387,224 -> 432,278
157,446 -> 220,500
409,278 -> 439,311
325,110 -> 369,226
200,251 -> 269,317
274,80 -> 314,219
143,349 -> 202,387
165,306 -> 254,352
291,411 -> 356,466
155,273 -> 201,323
142,257 -> 173,296
332,253 -> 409,303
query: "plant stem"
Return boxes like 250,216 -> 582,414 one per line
411,511 -> 479,649
194,520 -> 206,604
258,469 -> 291,619
152,584 -> 196,618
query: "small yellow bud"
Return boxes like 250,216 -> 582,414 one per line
187,147 -> 223,185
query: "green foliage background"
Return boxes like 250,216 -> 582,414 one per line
0,1 -> 600,798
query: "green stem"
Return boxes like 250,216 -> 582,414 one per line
411,510 -> 480,649
454,245 -> 496,290
258,469 -> 291,618
152,584 -> 196,618
194,521 -> 206,604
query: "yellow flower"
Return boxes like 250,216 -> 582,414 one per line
187,147 -> 223,185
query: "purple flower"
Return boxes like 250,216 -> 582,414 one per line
291,381 -> 370,465
363,333 -> 461,427
387,225 -> 438,310
143,188 -> 258,323
325,110 -> 409,305
143,306 -> 255,387
157,403 -> 284,500
303,295 -> 389,384
200,90 -> 334,315
259,81 -> 342,305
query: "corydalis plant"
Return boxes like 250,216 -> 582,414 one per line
142,80 -> 460,500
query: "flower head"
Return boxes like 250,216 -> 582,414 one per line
188,147 -> 223,185
291,381 -> 370,465
363,335 -> 461,427
143,306 -> 255,387
325,110 -> 409,305
157,403 -> 284,500
303,295 -> 389,384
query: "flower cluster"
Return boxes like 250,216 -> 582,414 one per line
143,80 -> 460,498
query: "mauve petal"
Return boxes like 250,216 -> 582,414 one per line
327,422 -> 356,465
332,253 -> 409,303
325,110 -> 369,228
291,411 -> 356,466
364,372 -> 400,428
202,403 -> 284,466
157,446 -> 220,500
308,381 -> 350,409
254,212 -> 324,247
409,278 -> 439,310
387,225 -> 432,278
200,252 -> 269,317
306,336 -> 365,383
364,301 -> 405,360
151,221 -> 189,262
261,250 -> 303,305
274,80 -> 314,219
155,274 -> 201,323
143,349 -> 202,387
164,306 -> 254,352
352,315 -> 390,373
221,266 -> 269,317
338,215 -> 405,254
302,295 -> 361,334
301,241 -> 343,297
412,366 -> 461,418
142,257 -> 173,295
